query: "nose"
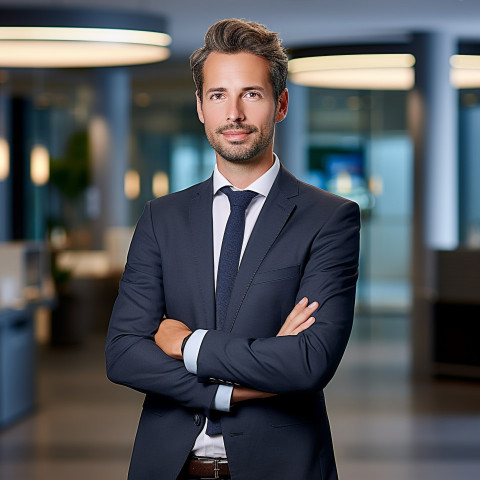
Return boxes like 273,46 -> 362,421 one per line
226,98 -> 245,122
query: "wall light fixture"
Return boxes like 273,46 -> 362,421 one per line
0,138 -> 9,181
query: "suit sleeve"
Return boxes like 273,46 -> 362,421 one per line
105,201 -> 217,414
196,200 -> 360,394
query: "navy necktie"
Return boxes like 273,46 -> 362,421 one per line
215,186 -> 257,330
206,186 -> 257,436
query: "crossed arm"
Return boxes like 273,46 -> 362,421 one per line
105,204 -> 319,411
155,297 -> 318,403
107,198 -> 359,411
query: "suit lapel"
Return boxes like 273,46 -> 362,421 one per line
223,166 -> 299,333
189,177 -> 216,330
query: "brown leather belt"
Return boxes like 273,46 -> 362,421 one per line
186,456 -> 230,479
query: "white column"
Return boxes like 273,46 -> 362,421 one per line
413,32 -> 459,250
410,33 -> 459,377
89,69 -> 130,249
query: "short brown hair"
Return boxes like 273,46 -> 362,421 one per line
190,19 -> 288,103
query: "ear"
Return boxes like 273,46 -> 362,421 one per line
274,88 -> 289,123
196,91 -> 205,124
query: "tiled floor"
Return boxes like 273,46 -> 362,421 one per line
1,314 -> 480,479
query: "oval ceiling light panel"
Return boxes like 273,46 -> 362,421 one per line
0,8 -> 171,68
289,53 -> 416,90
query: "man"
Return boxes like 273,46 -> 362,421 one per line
106,18 -> 360,480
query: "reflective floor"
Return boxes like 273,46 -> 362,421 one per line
329,313 -> 480,479
1,313 -> 480,479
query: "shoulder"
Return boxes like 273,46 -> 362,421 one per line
297,182 -> 360,236
279,165 -> 358,213
299,179 -> 358,213
147,177 -> 212,216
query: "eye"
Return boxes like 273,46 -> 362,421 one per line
244,91 -> 261,99
210,92 -> 225,100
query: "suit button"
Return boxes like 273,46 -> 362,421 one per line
193,414 -> 201,426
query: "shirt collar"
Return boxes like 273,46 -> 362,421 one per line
213,154 -> 280,198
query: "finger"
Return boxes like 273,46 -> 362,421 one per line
292,316 -> 316,335
278,300 -> 307,335
278,302 -> 318,336
287,301 -> 319,328
285,297 -> 308,320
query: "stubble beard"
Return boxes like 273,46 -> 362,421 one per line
205,122 -> 275,165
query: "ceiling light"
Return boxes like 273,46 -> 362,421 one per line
288,44 -> 416,90
289,53 -> 415,90
450,54 -> 480,88
0,8 -> 171,68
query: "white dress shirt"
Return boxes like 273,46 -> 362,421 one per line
184,155 -> 280,458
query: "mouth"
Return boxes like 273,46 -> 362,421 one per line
221,130 -> 252,142
216,124 -> 257,142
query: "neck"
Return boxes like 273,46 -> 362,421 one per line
216,150 -> 274,189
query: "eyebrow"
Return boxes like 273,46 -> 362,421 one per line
205,86 -> 266,95
243,86 -> 266,92
205,87 -> 227,95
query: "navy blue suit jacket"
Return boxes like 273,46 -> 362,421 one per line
106,165 -> 360,480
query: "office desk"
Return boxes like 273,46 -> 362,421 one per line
0,305 -> 36,429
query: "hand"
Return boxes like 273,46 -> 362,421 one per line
231,386 -> 276,404
277,297 -> 318,337
232,298 -> 317,402
154,319 -> 192,360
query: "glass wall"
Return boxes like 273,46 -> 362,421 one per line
459,90 -> 480,248
305,88 -> 413,314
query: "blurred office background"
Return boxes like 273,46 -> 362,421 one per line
0,1 -> 479,479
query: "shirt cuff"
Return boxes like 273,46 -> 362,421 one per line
213,385 -> 233,412
183,329 -> 208,375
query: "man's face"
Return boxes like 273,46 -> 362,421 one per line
197,51 -> 287,166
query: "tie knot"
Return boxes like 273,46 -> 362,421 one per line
221,186 -> 257,210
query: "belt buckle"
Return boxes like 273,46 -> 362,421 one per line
194,456 -> 224,480
213,458 -> 220,479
